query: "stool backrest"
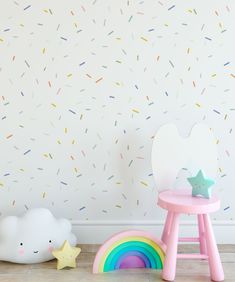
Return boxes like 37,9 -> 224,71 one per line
151,123 -> 218,191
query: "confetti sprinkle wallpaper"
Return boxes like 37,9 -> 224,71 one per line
0,0 -> 235,224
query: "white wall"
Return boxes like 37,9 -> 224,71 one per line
0,0 -> 235,243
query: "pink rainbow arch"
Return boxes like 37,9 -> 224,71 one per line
93,230 -> 166,273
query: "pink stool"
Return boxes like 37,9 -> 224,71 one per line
158,189 -> 224,281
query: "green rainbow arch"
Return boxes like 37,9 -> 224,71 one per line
104,241 -> 163,272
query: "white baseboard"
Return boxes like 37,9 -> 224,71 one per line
72,220 -> 235,244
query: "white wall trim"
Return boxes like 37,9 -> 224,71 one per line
72,219 -> 235,226
71,220 -> 235,244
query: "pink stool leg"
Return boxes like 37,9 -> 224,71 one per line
203,214 -> 224,281
198,214 -> 207,256
162,212 -> 179,281
161,211 -> 173,245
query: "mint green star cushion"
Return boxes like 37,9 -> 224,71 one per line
187,170 -> 215,199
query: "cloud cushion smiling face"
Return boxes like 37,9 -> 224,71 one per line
0,208 -> 77,264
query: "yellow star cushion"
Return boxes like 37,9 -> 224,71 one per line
52,240 -> 81,270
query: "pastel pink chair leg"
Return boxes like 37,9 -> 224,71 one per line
161,211 -> 173,245
203,214 -> 224,281
162,212 -> 179,281
198,214 -> 207,256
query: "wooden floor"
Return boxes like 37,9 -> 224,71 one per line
0,245 -> 234,282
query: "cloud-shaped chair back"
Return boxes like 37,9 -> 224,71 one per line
151,123 -> 218,191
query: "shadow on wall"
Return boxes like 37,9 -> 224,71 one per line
115,128 -> 155,214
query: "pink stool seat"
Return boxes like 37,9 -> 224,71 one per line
158,189 -> 220,214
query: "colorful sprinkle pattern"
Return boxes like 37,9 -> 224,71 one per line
0,1 -> 234,222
